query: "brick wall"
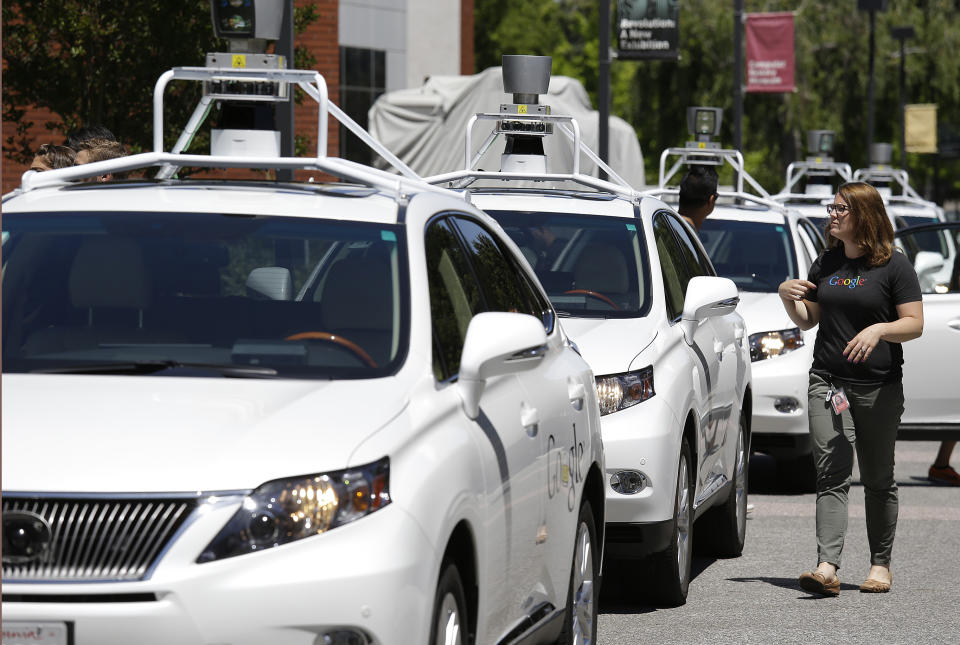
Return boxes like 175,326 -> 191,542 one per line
1,0 -> 339,193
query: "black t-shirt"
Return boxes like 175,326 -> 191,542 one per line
806,247 -> 921,385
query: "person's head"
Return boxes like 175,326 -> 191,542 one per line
29,143 -> 76,172
678,165 -> 719,214
65,125 -> 117,151
530,224 -> 557,248
827,181 -> 894,266
75,141 -> 129,181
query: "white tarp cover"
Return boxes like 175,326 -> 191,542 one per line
368,67 -> 646,188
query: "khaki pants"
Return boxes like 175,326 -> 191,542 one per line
807,372 -> 904,569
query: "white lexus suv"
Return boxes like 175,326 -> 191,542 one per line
427,58 -> 753,607
1,65 -> 605,645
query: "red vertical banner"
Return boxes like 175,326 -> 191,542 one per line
745,13 -> 796,93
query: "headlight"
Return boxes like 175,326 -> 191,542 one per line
595,366 -> 654,416
198,457 -> 390,563
749,328 -> 804,362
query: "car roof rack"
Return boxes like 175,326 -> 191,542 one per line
643,146 -> 787,214
852,164 -> 944,216
773,159 -> 854,203
424,111 -> 641,201
14,66 -> 447,202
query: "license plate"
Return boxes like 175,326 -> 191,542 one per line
2,622 -> 68,645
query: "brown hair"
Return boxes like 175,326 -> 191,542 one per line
827,181 -> 894,267
33,143 -> 77,170
80,141 -> 128,163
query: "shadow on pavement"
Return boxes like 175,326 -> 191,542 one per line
598,555 -> 717,613
727,575 -> 860,595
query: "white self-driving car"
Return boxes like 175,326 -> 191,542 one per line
895,221 -> 960,439
650,144 -> 825,489
1,66 -> 606,645
427,59 -> 753,607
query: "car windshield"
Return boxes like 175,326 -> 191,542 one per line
1,212 -> 407,378
484,210 -> 651,318
699,219 -> 798,292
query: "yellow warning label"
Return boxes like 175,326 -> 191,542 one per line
518,105 -> 528,114
698,141 -> 706,149
232,54 -> 246,69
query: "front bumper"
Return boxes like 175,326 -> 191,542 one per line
601,396 -> 682,526
1,502 -> 436,645
749,348 -> 812,445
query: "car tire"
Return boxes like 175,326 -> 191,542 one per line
556,499 -> 599,645
648,439 -> 693,607
430,559 -> 471,645
700,412 -> 749,557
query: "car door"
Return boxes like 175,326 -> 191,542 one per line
896,223 -> 960,430
653,212 -> 724,503
667,214 -> 740,491
424,215 -> 541,637
444,214 -> 562,633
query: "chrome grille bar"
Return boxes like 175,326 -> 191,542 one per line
3,496 -> 197,582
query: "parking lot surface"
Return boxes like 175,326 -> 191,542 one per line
598,441 -> 959,645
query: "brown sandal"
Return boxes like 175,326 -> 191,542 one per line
799,570 -> 840,596
859,576 -> 892,593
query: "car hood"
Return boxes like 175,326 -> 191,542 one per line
735,291 -> 798,335
1,374 -> 408,494
559,317 -> 658,376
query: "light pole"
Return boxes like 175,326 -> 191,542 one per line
858,0 -> 888,165
891,25 -> 915,170
599,0 -> 611,181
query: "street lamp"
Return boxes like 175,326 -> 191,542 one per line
858,0 -> 889,167
891,25 -> 915,170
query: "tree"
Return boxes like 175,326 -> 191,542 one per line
2,1 -> 320,164
475,0 -> 960,201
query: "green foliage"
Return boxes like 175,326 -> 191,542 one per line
2,1 -> 319,165
475,0 -> 960,201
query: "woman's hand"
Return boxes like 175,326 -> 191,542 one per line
779,279 -> 817,302
843,324 -> 885,363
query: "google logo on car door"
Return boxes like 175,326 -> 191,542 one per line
829,275 -> 866,289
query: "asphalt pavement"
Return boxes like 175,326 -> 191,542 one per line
597,441 -> 959,645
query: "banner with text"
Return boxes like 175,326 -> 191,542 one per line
616,0 -> 679,60
745,12 -> 795,93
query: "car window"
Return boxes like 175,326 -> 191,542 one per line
895,225 -> 960,295
1,212 -> 407,378
653,212 -> 692,321
798,218 -> 825,255
425,217 -> 483,381
666,213 -> 714,277
485,209 -> 651,318
699,219 -> 798,292
452,217 -> 544,320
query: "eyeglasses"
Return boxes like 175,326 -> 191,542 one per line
825,203 -> 850,215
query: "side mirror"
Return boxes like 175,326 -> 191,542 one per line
458,312 -> 548,419
914,250 -> 945,278
246,267 -> 293,301
679,276 -> 739,344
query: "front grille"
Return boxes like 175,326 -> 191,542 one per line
3,496 -> 197,582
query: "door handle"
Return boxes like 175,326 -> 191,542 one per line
521,403 -> 540,437
568,380 -> 586,411
949,319 -> 960,332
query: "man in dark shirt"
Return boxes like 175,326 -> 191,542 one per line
678,165 -> 718,231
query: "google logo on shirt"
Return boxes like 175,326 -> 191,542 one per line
829,275 -> 866,289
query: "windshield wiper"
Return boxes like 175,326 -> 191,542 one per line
31,360 -> 278,378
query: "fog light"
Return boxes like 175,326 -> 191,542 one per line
610,471 -> 648,495
319,630 -> 368,645
774,397 -> 800,413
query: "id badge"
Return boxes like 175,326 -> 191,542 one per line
830,387 -> 850,415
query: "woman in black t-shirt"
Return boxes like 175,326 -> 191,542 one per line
778,182 -> 923,596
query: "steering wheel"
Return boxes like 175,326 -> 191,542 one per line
564,289 -> 620,310
284,331 -> 378,368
